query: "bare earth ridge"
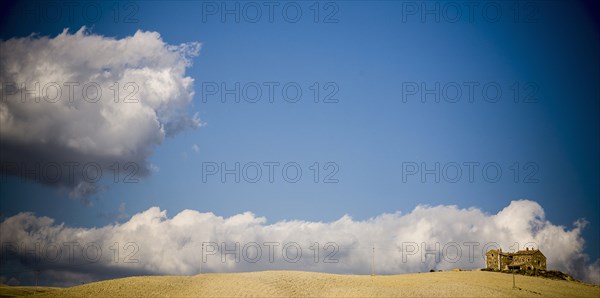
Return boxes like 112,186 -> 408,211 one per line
2,270 -> 599,297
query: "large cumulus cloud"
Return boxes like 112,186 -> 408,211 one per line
0,28 -> 201,201
0,200 -> 598,286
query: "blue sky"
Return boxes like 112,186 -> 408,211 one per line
1,0 -> 599,284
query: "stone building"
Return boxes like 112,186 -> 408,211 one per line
485,248 -> 546,271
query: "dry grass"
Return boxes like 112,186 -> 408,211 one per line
2,270 -> 598,297
0,284 -> 58,297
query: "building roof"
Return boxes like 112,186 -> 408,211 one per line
486,249 -> 545,257
511,249 -> 542,255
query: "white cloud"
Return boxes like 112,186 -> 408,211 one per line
192,144 -> 200,153
0,200 -> 598,286
0,28 -> 201,200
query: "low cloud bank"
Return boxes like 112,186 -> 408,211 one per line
0,200 -> 598,286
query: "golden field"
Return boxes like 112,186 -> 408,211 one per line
1,270 -> 598,297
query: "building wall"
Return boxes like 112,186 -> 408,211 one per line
485,250 -> 546,271
529,252 -> 547,270
500,254 -> 512,270
485,249 -> 501,270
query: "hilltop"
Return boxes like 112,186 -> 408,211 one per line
1,270 -> 598,297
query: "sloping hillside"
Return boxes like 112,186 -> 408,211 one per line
1,270 -> 598,297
